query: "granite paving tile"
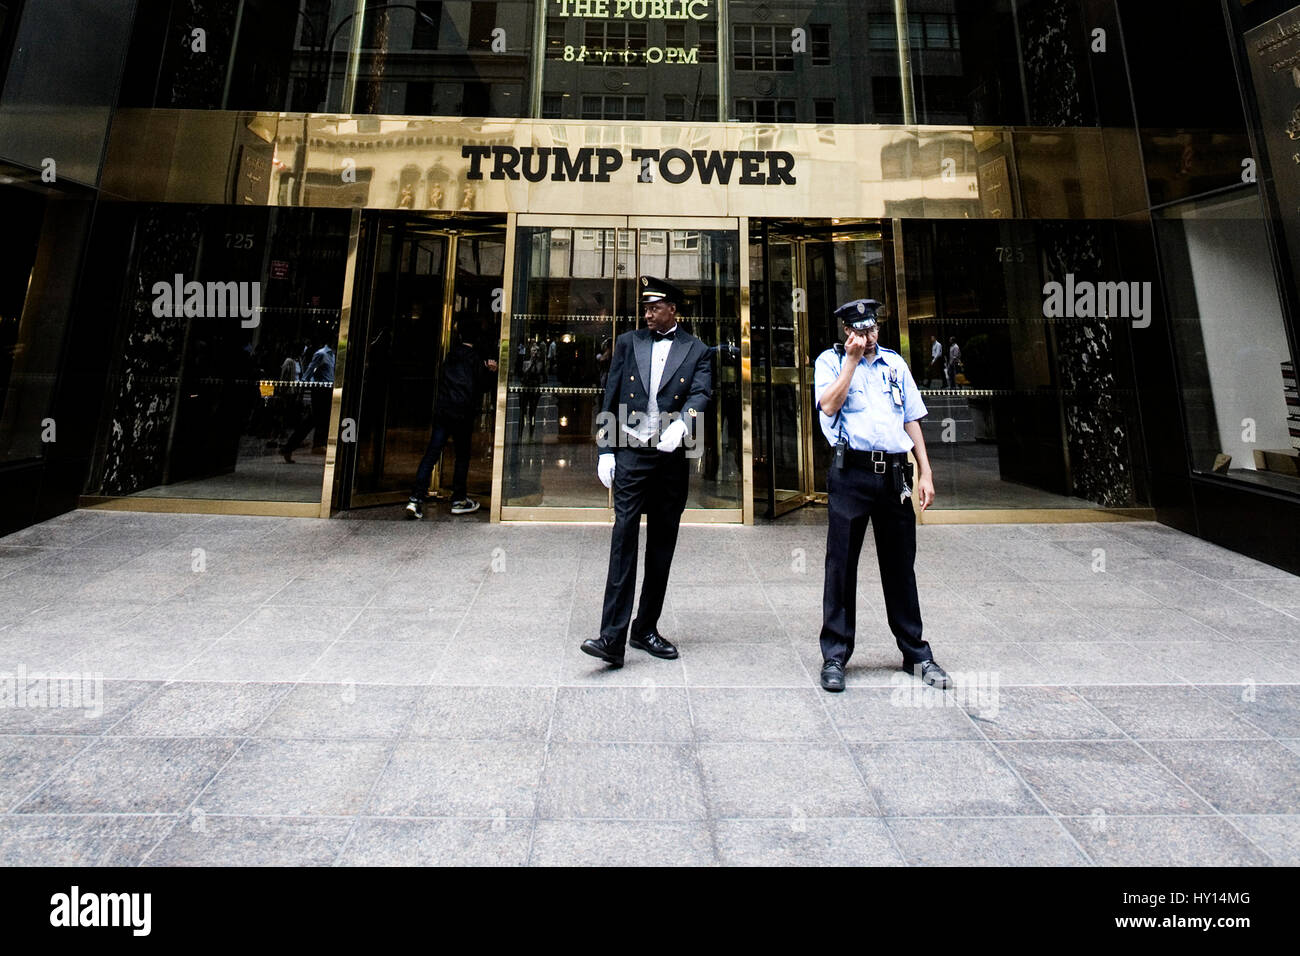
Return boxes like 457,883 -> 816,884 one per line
1144,740 -> 1300,814
886,816 -> 1088,865
849,741 -> 1043,817
537,743 -> 707,820
997,741 -> 1210,815
0,815 -> 180,866
18,737 -> 240,813
198,739 -> 393,816
367,740 -> 546,817
1059,815 -> 1274,866
143,815 -> 354,866
715,818 -> 903,866
339,818 -> 532,866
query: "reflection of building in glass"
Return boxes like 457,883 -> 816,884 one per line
0,0 -> 1297,573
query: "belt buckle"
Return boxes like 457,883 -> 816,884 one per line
871,451 -> 886,474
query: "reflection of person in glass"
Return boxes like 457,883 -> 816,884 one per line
813,299 -> 950,694
281,341 -> 334,463
520,340 -> 543,436
581,276 -> 712,668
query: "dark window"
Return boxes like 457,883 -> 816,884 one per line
814,98 -> 835,124
664,94 -> 686,121
546,17 -> 566,58
666,23 -> 685,49
699,23 -> 717,63
300,0 -> 330,47
869,18 -> 895,51
735,98 -> 796,123
469,2 -> 497,50
699,96 -> 718,122
811,24 -> 831,65
733,25 -> 793,72
406,81 -> 433,115
872,76 -> 904,123
871,13 -> 960,52
581,95 -> 644,120
585,19 -> 647,65
463,81 -> 490,115
542,93 -> 564,118
413,1 -> 441,50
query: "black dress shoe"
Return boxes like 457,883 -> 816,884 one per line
913,659 -> 953,690
580,637 -> 624,668
820,659 -> 845,692
629,629 -> 678,660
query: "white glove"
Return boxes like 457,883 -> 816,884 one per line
597,453 -> 615,489
656,418 -> 688,453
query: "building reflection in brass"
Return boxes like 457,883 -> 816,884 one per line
100,110 -> 1145,221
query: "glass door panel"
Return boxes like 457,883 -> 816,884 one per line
803,233 -> 890,496
503,224 -> 625,509
638,227 -> 744,510
351,220 -> 448,506
347,218 -> 506,509
503,217 -> 741,518
762,237 -> 806,513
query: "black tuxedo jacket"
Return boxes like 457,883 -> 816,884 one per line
597,327 -> 712,450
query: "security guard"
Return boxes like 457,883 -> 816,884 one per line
813,298 -> 951,693
581,276 -> 712,668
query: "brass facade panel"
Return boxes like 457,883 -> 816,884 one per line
738,215 -> 754,526
490,214 -> 520,523
79,497 -> 322,518
320,208 -> 363,517
100,110 -> 1145,221
499,507 -> 744,524
917,508 -> 1155,525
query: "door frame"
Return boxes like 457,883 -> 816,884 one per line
755,221 -> 894,518
335,211 -> 506,511
492,213 -> 752,525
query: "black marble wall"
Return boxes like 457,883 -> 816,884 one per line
95,207 -> 203,496
1019,0 -> 1136,507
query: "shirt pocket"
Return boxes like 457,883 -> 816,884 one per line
843,379 -> 869,412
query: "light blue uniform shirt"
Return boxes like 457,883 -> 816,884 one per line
813,345 -> 927,453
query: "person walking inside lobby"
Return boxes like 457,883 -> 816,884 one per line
813,298 -> 952,694
404,320 -> 497,519
580,276 -> 712,669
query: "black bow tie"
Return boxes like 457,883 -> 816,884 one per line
653,329 -> 677,342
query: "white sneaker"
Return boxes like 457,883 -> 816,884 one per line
404,499 -> 423,520
450,498 -> 480,515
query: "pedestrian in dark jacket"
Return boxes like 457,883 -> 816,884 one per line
405,321 -> 498,518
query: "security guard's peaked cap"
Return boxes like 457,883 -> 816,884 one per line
640,275 -> 685,306
834,298 -> 884,331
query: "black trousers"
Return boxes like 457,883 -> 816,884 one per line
600,446 -> 688,645
820,463 -> 932,668
285,387 -> 332,452
411,414 -> 473,500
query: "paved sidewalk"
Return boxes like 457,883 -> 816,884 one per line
1,508 -> 1298,866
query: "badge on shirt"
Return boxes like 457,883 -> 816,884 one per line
888,368 -> 904,408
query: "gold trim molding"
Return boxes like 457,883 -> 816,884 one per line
79,496 -> 322,518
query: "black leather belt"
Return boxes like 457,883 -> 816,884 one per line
843,448 -> 908,474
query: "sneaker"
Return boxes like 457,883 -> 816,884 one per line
404,499 -> 424,520
450,498 -> 480,515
